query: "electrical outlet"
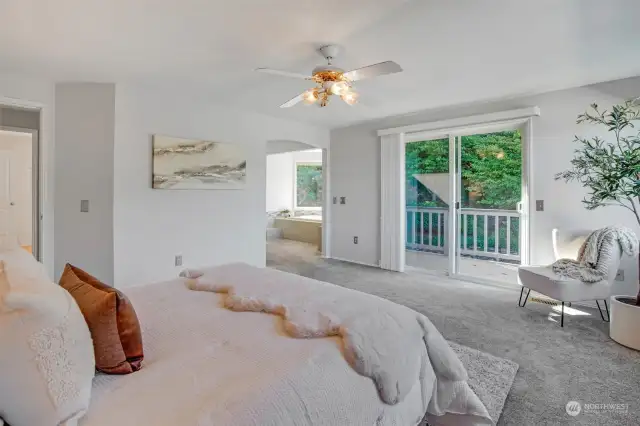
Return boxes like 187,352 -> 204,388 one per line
340,197 -> 346,205
353,236 -> 358,244
175,255 -> 183,267
615,269 -> 624,281
80,200 -> 89,213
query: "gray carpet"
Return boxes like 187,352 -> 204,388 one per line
419,341 -> 518,426
449,341 -> 519,422
267,239 -> 640,426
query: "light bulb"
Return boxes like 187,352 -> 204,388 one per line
330,81 -> 348,95
302,89 -> 318,105
341,90 -> 359,106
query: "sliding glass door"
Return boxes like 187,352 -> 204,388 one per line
451,131 -> 524,285
405,137 -> 450,274
405,125 -> 528,286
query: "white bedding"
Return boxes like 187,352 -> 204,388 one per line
79,265 -> 490,426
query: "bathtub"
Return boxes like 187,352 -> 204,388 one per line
273,216 -> 322,250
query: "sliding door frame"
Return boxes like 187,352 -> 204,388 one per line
403,117 -> 534,286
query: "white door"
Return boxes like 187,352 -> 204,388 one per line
0,151 -> 15,242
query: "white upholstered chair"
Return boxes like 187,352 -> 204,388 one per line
517,229 -> 620,327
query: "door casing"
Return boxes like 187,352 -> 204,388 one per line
404,118 -> 533,286
0,126 -> 40,260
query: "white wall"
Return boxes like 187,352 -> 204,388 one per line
266,152 -> 294,212
113,84 -> 328,287
54,83 -> 115,283
266,140 -> 316,155
0,131 -> 32,246
0,73 -> 54,277
266,149 -> 323,213
330,76 -> 640,295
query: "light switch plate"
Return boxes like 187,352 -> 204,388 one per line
80,200 -> 89,213
536,200 -> 544,211
333,196 -> 337,204
340,197 -> 346,205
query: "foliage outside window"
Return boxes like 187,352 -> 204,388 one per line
405,130 -> 522,209
405,131 -> 522,255
296,163 -> 323,208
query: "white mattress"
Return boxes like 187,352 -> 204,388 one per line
79,278 -> 431,426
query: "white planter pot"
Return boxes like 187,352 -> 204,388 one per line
610,296 -> 640,350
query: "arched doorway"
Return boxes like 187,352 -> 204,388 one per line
265,140 -> 330,266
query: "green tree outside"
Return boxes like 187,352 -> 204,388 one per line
406,131 -> 521,255
406,130 -> 521,209
296,164 -> 323,207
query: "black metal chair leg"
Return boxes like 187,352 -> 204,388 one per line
561,302 -> 564,327
596,300 -> 610,322
518,287 -> 531,307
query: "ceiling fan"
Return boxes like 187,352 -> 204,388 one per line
256,45 -> 402,108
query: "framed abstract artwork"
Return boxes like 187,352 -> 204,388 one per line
152,135 -> 247,189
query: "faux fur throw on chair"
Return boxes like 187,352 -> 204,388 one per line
552,226 -> 639,282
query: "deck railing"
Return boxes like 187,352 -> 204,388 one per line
406,206 -> 520,262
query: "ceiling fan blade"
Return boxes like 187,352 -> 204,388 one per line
343,61 -> 403,82
280,93 -> 305,108
255,68 -> 310,80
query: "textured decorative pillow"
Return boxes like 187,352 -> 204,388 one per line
59,264 -> 144,374
0,252 -> 95,426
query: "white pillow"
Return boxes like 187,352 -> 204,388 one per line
0,250 -> 95,426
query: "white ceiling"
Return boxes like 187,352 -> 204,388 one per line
2,0 -> 640,128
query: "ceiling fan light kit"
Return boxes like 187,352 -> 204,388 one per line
255,45 -> 403,109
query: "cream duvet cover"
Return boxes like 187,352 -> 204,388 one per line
80,265 -> 490,426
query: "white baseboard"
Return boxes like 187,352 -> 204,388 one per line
323,256 -> 380,268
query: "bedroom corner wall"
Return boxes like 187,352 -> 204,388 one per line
330,75 -> 640,296
54,83 -> 116,283
113,84 -> 329,287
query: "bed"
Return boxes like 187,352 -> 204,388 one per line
79,264 -> 491,426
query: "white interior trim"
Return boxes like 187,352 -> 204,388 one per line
0,126 -> 40,260
448,135 -> 458,274
321,148 -> 330,257
324,256 -> 379,268
378,107 -> 540,137
0,97 -> 48,276
521,118 -> 533,267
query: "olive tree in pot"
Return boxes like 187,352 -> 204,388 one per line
556,100 -> 640,349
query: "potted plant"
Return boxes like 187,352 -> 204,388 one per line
555,100 -> 640,350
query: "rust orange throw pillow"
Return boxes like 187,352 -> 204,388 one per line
59,264 -> 144,374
